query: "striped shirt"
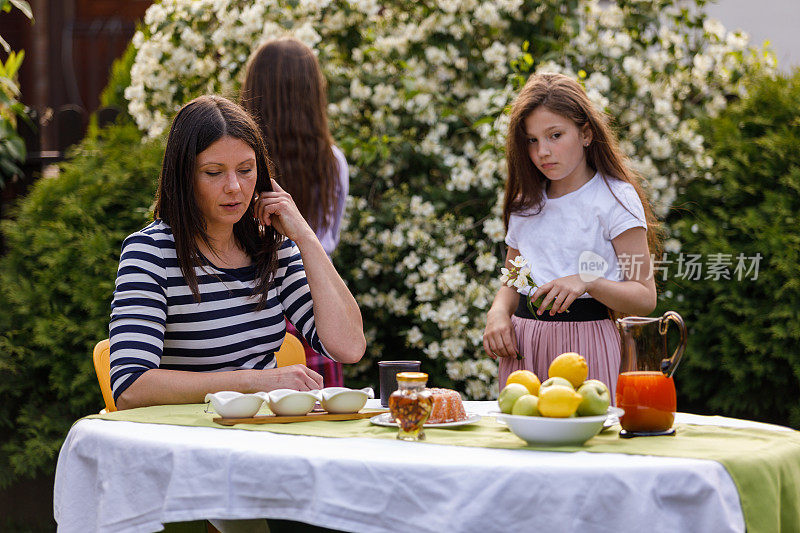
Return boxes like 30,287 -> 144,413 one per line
109,220 -> 330,402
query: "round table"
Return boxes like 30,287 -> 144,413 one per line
55,401 -> 788,532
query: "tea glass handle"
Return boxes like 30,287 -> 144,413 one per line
659,311 -> 687,378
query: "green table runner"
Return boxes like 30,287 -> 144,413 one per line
87,405 -> 800,533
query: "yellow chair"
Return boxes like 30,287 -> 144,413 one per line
93,334 -> 307,411
92,339 -> 117,412
275,333 -> 306,367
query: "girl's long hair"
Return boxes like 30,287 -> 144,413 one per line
154,95 -> 280,307
504,72 -> 662,259
241,37 -> 340,233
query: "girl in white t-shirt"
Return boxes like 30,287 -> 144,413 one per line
483,73 -> 661,398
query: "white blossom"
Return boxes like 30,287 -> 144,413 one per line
482,218 -> 505,241
476,252 -> 498,273
128,0 -> 775,399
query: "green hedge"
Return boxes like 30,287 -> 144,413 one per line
99,41 -> 136,115
659,71 -> 800,428
0,123 -> 162,486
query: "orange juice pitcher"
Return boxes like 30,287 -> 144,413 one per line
616,311 -> 687,437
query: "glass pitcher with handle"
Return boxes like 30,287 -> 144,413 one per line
615,311 -> 687,436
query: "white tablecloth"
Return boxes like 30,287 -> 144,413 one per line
53,401 -> 789,533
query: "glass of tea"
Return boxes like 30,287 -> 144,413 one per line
615,312 -> 687,437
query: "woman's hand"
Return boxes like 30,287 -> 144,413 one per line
483,308 -> 519,360
529,274 -> 591,316
258,365 -> 324,391
254,179 -> 315,244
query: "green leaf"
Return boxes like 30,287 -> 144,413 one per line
0,155 -> 21,175
472,116 -> 494,128
4,136 -> 24,160
9,0 -> 32,20
4,49 -> 24,75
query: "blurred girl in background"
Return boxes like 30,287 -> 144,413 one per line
242,37 -> 350,387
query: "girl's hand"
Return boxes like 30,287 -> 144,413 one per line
530,274 -> 591,316
483,309 -> 519,360
254,179 -> 316,244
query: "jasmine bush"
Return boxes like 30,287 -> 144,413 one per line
118,0 -> 774,400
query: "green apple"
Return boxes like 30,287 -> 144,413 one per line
511,394 -> 539,416
539,377 -> 574,393
576,379 -> 611,416
498,383 -> 529,414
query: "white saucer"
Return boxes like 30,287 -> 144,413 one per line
370,412 -> 482,428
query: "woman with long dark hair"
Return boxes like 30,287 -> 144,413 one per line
109,95 -> 365,410
241,37 -> 350,386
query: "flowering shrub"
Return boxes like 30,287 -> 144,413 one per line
123,0 -> 774,398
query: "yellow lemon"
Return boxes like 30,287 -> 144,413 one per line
537,386 -> 583,418
548,352 -> 588,388
505,370 -> 541,396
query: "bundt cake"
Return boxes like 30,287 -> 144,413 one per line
427,388 -> 467,424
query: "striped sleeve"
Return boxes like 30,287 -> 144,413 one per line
109,231 -> 168,401
276,239 -> 333,360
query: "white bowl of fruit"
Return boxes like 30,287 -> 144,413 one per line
493,353 -> 623,446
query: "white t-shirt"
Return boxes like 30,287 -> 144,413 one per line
505,173 -> 647,297
316,145 -> 350,257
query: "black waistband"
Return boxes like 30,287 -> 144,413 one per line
514,294 -> 610,322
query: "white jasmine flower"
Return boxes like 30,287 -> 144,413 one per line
409,196 -> 435,217
703,18 -> 725,40
419,259 -> 439,278
474,3 -> 501,26
406,326 -> 423,346
692,54 -> 714,75
424,341 -> 441,360
482,218 -> 505,241
349,79 -> 372,100
360,259 -> 382,277
510,255 -> 527,268
441,338 -> 466,360
402,252 -> 422,271
438,264 -> 467,293
476,252 -> 498,273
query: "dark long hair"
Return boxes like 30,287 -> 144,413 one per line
504,72 -> 662,258
240,37 -> 340,232
154,95 -> 280,306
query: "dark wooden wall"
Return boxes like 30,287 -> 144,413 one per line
0,0 -> 154,243
0,0 -> 153,213
0,0 -> 152,150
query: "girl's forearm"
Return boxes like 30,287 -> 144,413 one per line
587,277 -> 657,316
489,285 -> 520,318
295,231 -> 366,363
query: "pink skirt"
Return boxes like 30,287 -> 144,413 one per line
499,316 -> 622,402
